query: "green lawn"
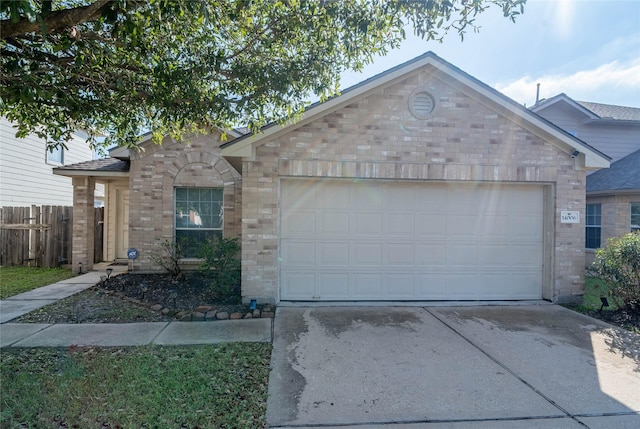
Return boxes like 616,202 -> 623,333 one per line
0,266 -> 75,299
0,343 -> 272,429
574,275 -> 620,311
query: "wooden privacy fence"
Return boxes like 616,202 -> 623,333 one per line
0,206 -> 104,268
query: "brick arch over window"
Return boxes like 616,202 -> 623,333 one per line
164,157 -> 241,240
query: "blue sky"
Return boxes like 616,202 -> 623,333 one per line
340,0 -> 640,108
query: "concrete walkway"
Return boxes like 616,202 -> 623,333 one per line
0,270 -> 272,348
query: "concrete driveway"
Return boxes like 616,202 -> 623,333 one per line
267,305 -> 640,428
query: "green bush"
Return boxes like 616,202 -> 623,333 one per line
591,232 -> 640,313
199,236 -> 241,298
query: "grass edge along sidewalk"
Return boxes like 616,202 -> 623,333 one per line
1,343 -> 272,429
0,266 -> 75,300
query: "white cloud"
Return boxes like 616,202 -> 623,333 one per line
495,59 -> 640,107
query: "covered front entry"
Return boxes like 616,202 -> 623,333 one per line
279,179 -> 545,301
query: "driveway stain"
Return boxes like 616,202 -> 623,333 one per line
310,307 -> 423,337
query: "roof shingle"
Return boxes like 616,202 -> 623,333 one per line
587,149 -> 640,193
577,101 -> 640,121
54,158 -> 130,173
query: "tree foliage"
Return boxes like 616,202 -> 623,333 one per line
592,232 -> 640,313
1,0 -> 526,151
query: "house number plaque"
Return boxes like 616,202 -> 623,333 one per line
560,211 -> 580,224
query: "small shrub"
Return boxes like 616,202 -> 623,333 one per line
149,239 -> 186,278
199,236 -> 241,298
591,232 -> 640,313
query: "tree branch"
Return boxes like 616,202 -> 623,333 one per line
1,0 -> 113,39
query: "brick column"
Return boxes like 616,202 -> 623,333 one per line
72,177 -> 95,273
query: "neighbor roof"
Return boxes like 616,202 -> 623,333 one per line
221,51 -> 610,170
576,101 -> 640,121
587,149 -> 640,194
53,158 -> 130,177
532,94 -> 640,123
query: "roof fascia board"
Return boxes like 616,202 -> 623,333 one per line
587,189 -> 640,197
109,146 -> 131,159
53,170 -> 129,178
582,118 -> 640,126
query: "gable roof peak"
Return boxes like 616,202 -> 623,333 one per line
532,93 -> 640,122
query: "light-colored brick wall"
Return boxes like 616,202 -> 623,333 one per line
242,70 -> 586,304
128,133 -> 241,272
585,193 -> 640,266
71,176 -> 95,273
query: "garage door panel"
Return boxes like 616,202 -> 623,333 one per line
317,274 -> 350,298
383,274 -> 415,297
385,184 -> 416,209
351,243 -> 382,265
415,215 -> 447,237
353,213 -> 383,235
352,273 -> 382,297
447,187 -> 479,211
318,242 -> 349,266
282,272 -> 315,299
352,185 -> 383,209
281,241 -> 316,266
509,215 -> 543,237
282,211 -> 316,237
510,244 -> 543,266
509,274 -> 543,298
281,181 -> 315,209
415,274 -> 457,299
317,183 -> 350,209
478,244 -> 513,265
444,274 -> 484,299
318,212 -> 350,235
280,179 -> 544,301
511,188 -> 543,211
446,244 -> 477,267
479,216 -> 510,238
386,213 -> 415,235
383,244 -> 415,266
415,244 -> 447,266
415,187 -> 447,211
446,214 -> 480,237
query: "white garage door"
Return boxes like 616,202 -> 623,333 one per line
280,179 -> 544,301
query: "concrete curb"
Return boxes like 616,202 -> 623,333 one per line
1,319 -> 273,348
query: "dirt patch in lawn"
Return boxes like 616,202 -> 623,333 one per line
15,272 -> 257,324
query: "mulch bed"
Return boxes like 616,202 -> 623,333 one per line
564,305 -> 640,333
15,272 -> 273,324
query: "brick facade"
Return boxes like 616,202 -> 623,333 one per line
71,176 -> 95,274
240,69 -> 587,304
128,133 -> 241,272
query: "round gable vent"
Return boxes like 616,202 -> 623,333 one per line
409,90 -> 435,119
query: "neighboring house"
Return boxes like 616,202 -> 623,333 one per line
583,149 -> 640,263
0,117 -> 104,207
531,95 -> 640,265
54,52 -> 610,304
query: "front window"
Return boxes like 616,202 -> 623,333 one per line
585,203 -> 601,249
175,188 -> 223,258
631,203 -> 640,232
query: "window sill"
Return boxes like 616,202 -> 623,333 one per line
178,258 -> 204,265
